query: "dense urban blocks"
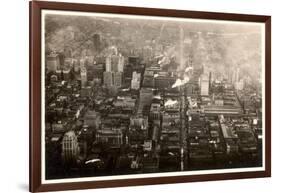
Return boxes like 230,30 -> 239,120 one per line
44,13 -> 263,180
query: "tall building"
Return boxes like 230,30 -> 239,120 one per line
62,131 -> 80,164
81,67 -> 87,87
105,56 -> 111,72
209,71 -> 212,87
118,55 -> 125,72
131,71 -> 141,90
106,54 -> 124,72
113,72 -> 123,88
138,88 -> 154,115
103,71 -> 113,87
62,69 -> 71,81
103,71 -> 122,88
64,58 -> 73,68
111,55 -> 124,72
92,63 -> 104,81
200,73 -> 209,96
46,53 -> 60,72
104,54 -> 124,88
80,58 -> 86,69
93,33 -> 101,52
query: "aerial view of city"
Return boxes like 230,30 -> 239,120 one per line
43,12 -> 264,180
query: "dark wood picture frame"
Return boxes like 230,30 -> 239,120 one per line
30,1 -> 271,192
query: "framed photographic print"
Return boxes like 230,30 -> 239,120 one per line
30,1 -> 271,192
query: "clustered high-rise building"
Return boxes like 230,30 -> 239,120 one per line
131,71 -> 141,90
200,73 -> 209,96
81,67 -> 87,87
103,54 -> 125,88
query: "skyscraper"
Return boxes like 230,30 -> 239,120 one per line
117,55 -> 124,72
113,72 -> 122,88
46,53 -> 60,72
111,55 -> 119,72
106,54 -> 124,72
105,56 -> 111,72
138,88 -> 153,115
62,131 -> 80,164
104,54 -> 124,88
81,67 -> 87,87
131,71 -> 141,90
93,33 -> 101,52
103,71 -> 113,87
200,73 -> 209,96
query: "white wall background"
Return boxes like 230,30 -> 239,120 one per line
0,0 -> 279,192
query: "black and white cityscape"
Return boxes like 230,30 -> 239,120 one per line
44,13 -> 263,180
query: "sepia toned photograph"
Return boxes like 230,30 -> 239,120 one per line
42,9 -> 266,183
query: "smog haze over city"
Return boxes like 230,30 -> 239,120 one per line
44,12 -> 264,180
